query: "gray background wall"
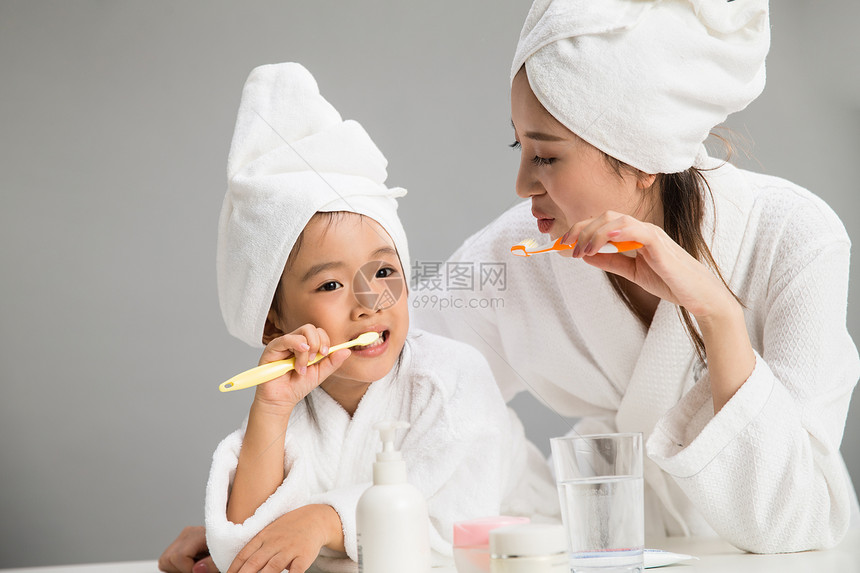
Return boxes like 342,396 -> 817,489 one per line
1,1 -> 858,568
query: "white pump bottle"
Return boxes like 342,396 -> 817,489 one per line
356,421 -> 431,573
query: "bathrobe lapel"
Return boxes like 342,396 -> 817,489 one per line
551,255 -> 646,406
616,300 -> 697,437
617,297 -> 699,535
307,369 -> 396,489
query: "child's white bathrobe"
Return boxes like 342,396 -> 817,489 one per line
205,330 -> 557,573
414,158 -> 860,554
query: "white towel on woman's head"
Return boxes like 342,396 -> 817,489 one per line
217,63 -> 410,348
511,0 -> 770,174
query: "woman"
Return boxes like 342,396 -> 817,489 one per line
417,0 -> 859,554
160,1 -> 859,570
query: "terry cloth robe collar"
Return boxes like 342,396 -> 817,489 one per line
305,365 -> 398,487
549,253 -> 646,402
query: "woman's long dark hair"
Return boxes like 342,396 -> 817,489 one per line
603,155 -> 742,363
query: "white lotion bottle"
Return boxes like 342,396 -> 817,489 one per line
356,421 -> 431,573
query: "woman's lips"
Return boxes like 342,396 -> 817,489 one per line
536,217 -> 554,234
532,208 -> 555,234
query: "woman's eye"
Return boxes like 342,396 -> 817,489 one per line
510,140 -> 554,166
531,156 -> 555,167
317,281 -> 342,292
375,267 -> 395,279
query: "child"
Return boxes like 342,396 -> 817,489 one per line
204,63 -> 556,573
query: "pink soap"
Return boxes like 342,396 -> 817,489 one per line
454,516 -> 531,547
453,516 -> 531,573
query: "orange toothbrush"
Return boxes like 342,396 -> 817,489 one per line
511,237 -> 642,257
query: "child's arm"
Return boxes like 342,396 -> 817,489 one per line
226,505 -> 345,573
226,324 -> 351,525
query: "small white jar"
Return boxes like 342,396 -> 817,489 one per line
452,516 -> 531,573
489,524 -> 568,573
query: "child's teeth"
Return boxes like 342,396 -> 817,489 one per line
360,334 -> 384,349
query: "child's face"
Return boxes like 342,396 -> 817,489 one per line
273,213 -> 409,390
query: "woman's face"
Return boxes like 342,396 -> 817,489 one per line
510,68 -> 656,240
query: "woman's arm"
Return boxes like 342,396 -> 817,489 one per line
158,526 -> 217,573
602,206 -> 859,552
691,289 -> 756,413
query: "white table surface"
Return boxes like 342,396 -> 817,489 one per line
3,528 -> 858,572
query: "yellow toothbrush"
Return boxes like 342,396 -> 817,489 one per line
218,331 -> 381,393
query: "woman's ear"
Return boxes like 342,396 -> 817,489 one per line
637,171 -> 658,190
262,309 -> 286,345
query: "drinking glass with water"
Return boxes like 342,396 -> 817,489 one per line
550,433 -> 644,573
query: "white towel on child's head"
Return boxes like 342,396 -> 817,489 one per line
217,63 -> 410,347
511,0 -> 770,174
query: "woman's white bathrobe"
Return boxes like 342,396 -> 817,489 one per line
414,158 -> 860,554
205,329 -> 557,573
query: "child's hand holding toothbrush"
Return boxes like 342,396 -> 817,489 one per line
253,323 -> 351,412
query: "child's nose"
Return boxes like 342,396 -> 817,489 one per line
351,291 -> 386,319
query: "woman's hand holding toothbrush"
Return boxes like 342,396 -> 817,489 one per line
561,210 -> 733,318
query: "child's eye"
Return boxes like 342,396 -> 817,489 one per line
531,155 -> 556,167
317,281 -> 342,292
375,267 -> 395,279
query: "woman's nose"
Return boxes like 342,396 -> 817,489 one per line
516,160 -> 543,198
